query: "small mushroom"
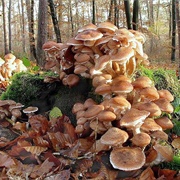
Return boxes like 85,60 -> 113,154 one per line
110,147 -> 146,171
23,106 -> 38,118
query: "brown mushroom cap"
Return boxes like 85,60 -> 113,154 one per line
132,101 -> 162,117
132,76 -> 153,89
120,108 -> 150,130
100,127 -> 129,146
157,89 -> 174,102
72,102 -> 85,114
77,23 -> 97,33
66,74 -> 80,87
154,116 -> 174,130
153,143 -> 173,162
150,130 -> 168,141
110,147 -> 146,171
97,110 -> 116,122
139,87 -> 159,101
97,21 -> 118,34
23,106 -> 38,114
84,104 -> 104,119
140,118 -> 162,133
131,132 -> 151,148
153,98 -> 174,113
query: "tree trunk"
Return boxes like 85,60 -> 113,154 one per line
48,0 -> 61,43
171,0 -> 176,62
36,0 -> 48,66
92,0 -> 95,24
8,0 -> 12,51
124,0 -> 132,29
176,0 -> 180,77
2,0 -> 9,54
108,0 -> 114,22
114,0 -> 118,26
25,0 -> 37,60
21,0 -> 26,52
132,0 -> 139,30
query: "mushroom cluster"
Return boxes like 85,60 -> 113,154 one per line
0,53 -> 27,84
43,22 -> 175,171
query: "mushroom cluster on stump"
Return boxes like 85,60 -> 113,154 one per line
0,53 -> 27,86
43,22 -> 175,172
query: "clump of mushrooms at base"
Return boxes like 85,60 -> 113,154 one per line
43,22 -> 175,171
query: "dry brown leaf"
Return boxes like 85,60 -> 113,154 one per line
158,168 -> 177,180
139,166 -> 155,180
44,169 -> 71,180
23,146 -> 48,156
30,158 -> 55,179
33,136 -> 50,147
0,151 -> 16,168
29,114 -> 49,134
172,137 -> 180,149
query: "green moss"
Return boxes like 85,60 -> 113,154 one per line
137,66 -> 180,98
0,71 -> 59,106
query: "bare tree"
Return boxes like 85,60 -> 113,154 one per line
171,0 -> 176,62
124,0 -> 132,29
48,0 -> 61,42
176,0 -> 180,76
36,0 -> 48,66
8,0 -> 12,51
25,0 -> 37,60
2,0 -> 9,54
132,0 -> 139,30
92,0 -> 95,24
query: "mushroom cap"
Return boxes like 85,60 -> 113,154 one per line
139,87 -> 159,101
150,130 -> 168,141
44,60 -> 56,70
97,21 -> 118,34
23,106 -> 38,114
131,132 -> 151,148
120,108 -> 150,129
83,98 -> 97,109
132,76 -> 153,89
42,41 -> 60,53
111,47 -> 134,64
153,143 -> 173,162
66,37 -> 84,46
95,84 -> 112,96
100,127 -> 129,146
154,116 -> 174,130
97,110 -> 116,122
4,53 -> 16,62
66,74 -> 80,87
111,80 -> 133,94
153,98 -> 174,113
84,104 -> 104,119
157,89 -> 174,102
75,29 -> 103,41
140,118 -> 162,133
72,102 -> 85,114
77,23 -> 97,33
74,53 -> 91,63
132,102 -> 162,117
110,147 -> 146,171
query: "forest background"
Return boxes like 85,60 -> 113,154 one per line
0,0 -> 180,73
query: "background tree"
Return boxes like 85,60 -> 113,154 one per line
25,0 -> 37,60
124,0 -> 132,29
176,0 -> 180,76
48,0 -> 61,42
132,0 -> 139,30
8,0 -> 12,52
36,0 -> 48,66
92,0 -> 95,24
2,0 -> 9,54
171,0 -> 176,62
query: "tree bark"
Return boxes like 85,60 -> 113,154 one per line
132,0 -> 139,30
25,0 -> 37,60
20,0 -> 26,52
8,0 -> 12,51
171,0 -> 176,62
2,0 -> 9,54
108,0 -> 114,22
92,0 -> 96,24
36,0 -> 48,66
124,0 -> 132,29
176,0 -> 180,77
48,0 -> 61,43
